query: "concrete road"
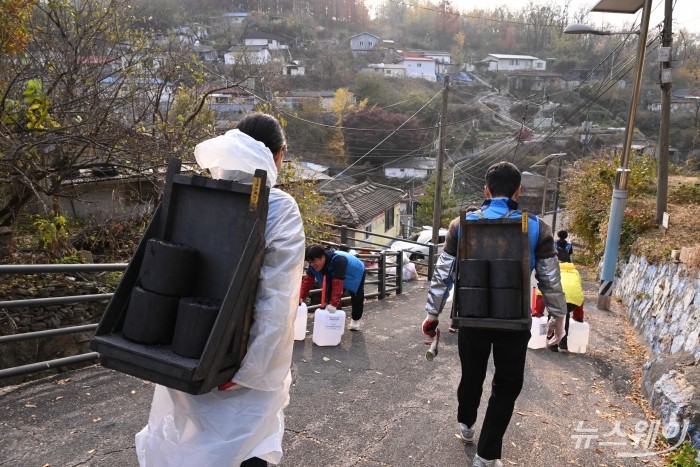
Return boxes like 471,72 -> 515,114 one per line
0,268 -> 665,466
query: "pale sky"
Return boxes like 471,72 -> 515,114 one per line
429,0 -> 700,34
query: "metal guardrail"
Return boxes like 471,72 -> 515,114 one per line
0,246 -> 407,380
0,263 -> 126,380
310,223 -> 442,280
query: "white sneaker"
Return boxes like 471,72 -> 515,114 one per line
349,319 -> 360,331
458,422 -> 475,443
472,454 -> 503,467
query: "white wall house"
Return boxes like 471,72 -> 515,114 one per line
407,49 -> 450,64
349,32 -> 380,52
405,49 -> 451,75
221,12 -> 249,25
243,31 -> 288,50
400,57 -> 437,81
648,99 -> 698,114
224,45 -> 271,66
384,157 -> 436,179
361,63 -> 406,78
275,91 -> 338,110
478,54 -> 546,72
282,60 -> 305,76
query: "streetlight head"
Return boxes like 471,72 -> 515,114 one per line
564,23 -> 608,35
564,23 -> 639,36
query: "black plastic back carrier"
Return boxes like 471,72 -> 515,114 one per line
451,210 -> 531,331
90,158 -> 269,394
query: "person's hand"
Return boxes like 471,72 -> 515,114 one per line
422,314 -> 439,337
547,316 -> 566,346
326,305 -> 337,313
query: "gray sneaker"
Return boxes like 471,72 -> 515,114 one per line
458,422 -> 475,443
472,454 -> 503,467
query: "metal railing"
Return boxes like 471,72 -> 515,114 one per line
309,223 -> 441,280
0,263 -> 127,380
0,245 -> 408,380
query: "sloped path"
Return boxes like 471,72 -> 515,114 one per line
0,267 -> 664,466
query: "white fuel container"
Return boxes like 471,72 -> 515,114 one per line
567,320 -> 590,353
312,307 -> 346,346
294,302 -> 308,341
527,315 -> 548,349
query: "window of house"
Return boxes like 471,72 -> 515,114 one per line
385,207 -> 395,231
536,62 -> 543,68
365,225 -> 372,239
417,63 -> 422,67
359,41 -> 364,46
368,41 -> 373,47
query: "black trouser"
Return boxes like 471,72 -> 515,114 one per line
241,457 -> 267,467
457,327 -> 531,460
349,272 -> 366,321
323,272 -> 366,320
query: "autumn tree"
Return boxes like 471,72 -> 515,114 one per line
0,0 -> 36,56
342,107 -> 429,169
0,0 -> 216,232
328,88 -> 367,155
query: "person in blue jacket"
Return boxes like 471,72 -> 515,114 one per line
421,161 -> 567,467
300,244 -> 366,331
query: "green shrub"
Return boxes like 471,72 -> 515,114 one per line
668,440 -> 699,467
563,152 -> 658,262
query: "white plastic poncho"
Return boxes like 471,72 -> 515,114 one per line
135,129 -> 306,467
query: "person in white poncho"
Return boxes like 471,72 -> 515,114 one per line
135,113 -> 306,467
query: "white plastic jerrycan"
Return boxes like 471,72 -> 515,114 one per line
312,307 -> 346,346
527,315 -> 548,349
567,320 -> 590,353
294,302 -> 308,341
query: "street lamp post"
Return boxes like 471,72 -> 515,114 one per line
565,0 -> 653,311
563,23 -> 639,36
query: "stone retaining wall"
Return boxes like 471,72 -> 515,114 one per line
0,282 -> 106,385
616,256 -> 700,450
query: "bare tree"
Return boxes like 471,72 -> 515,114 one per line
0,0 -> 217,230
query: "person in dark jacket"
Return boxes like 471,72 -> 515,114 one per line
555,230 -> 573,263
421,161 -> 567,467
300,245 -> 366,331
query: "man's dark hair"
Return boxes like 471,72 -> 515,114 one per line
485,161 -> 521,198
557,230 -> 568,240
305,244 -> 327,261
236,112 -> 286,155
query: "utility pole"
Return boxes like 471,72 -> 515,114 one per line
540,161 -> 550,217
551,157 -> 563,233
431,76 -> 449,248
597,0 -> 653,311
656,0 -> 673,224
532,153 -> 565,222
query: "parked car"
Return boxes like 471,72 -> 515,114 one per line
389,227 -> 447,260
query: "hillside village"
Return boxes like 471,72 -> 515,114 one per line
45,5 -> 700,251
2,0 -> 700,256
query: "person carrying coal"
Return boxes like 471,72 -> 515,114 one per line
421,161 -> 567,467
